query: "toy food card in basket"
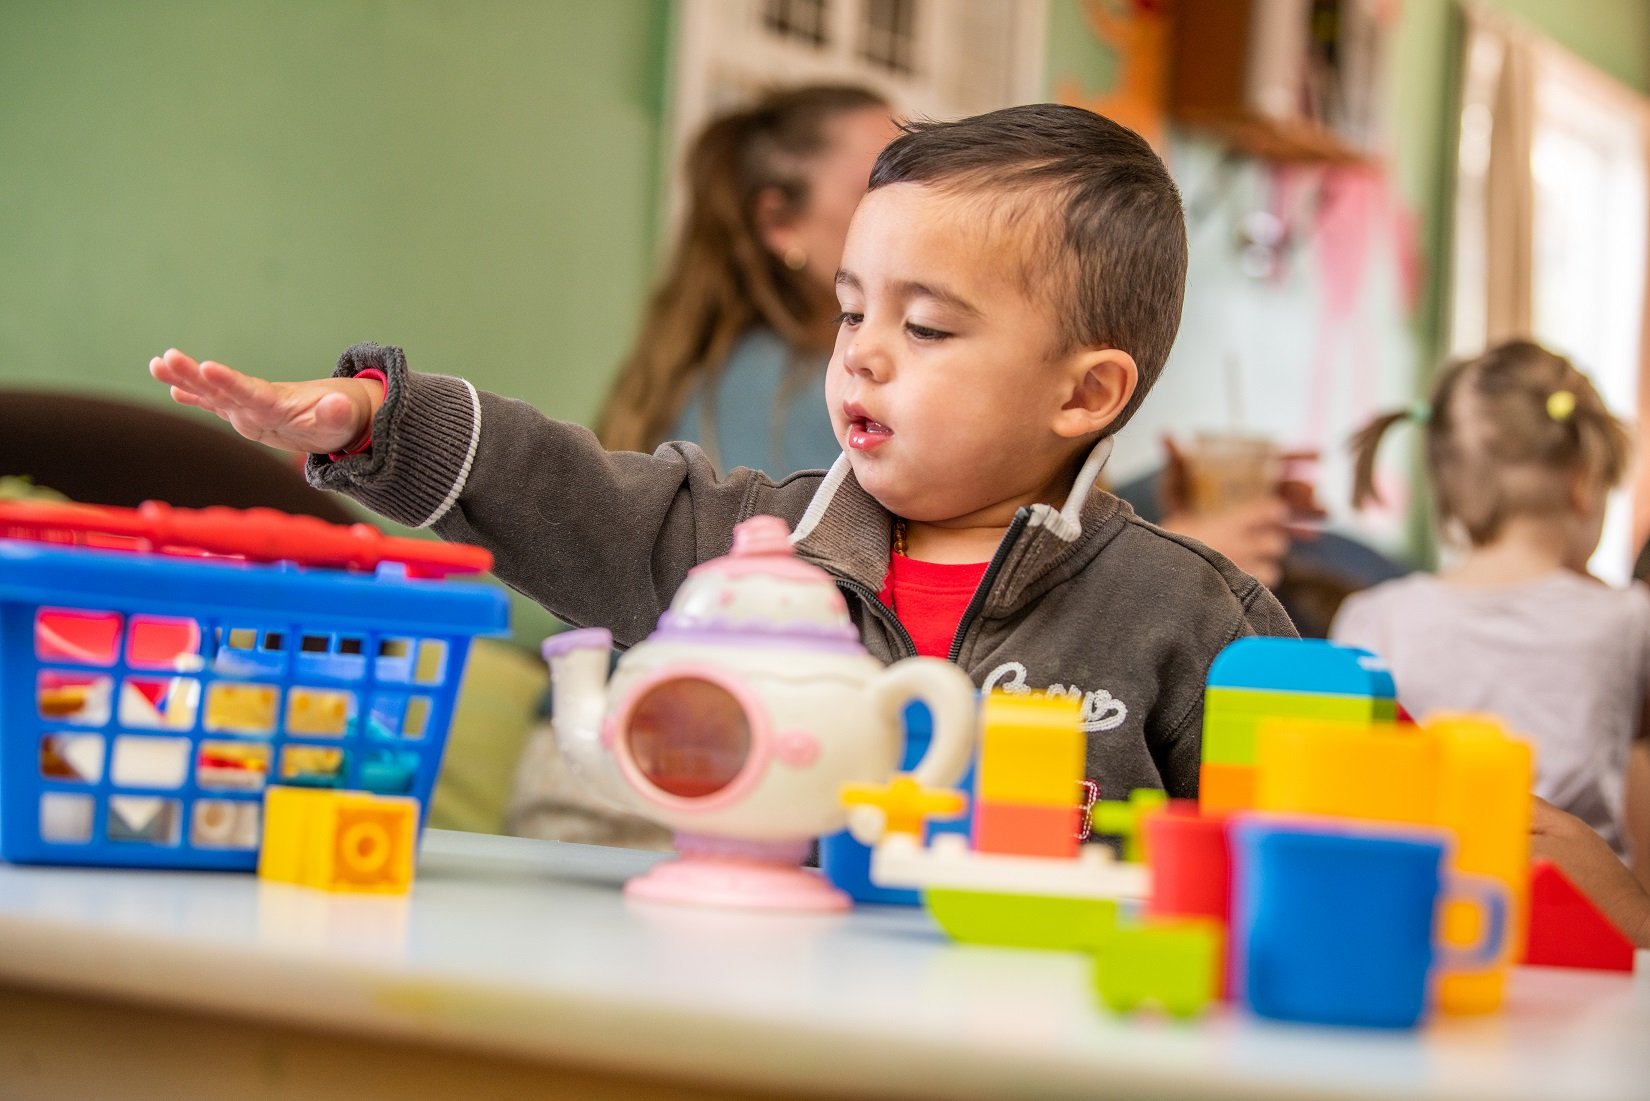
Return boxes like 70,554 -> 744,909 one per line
0,500 -> 508,870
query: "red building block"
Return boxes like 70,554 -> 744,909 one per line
973,801 -> 1082,859
1523,859 -> 1635,972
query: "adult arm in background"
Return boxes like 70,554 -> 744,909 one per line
1133,436 -> 1326,590
1627,730 -> 1650,893
1530,796 -> 1650,948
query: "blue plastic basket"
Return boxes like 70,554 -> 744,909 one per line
0,501 -> 509,870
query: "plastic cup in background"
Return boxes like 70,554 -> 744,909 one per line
1181,432 -> 1282,514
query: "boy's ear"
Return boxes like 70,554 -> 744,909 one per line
1052,347 -> 1138,439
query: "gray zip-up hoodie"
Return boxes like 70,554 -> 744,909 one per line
309,344 -> 1297,802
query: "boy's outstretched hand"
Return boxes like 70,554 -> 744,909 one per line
149,349 -> 382,455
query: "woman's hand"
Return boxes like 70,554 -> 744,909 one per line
1160,497 -> 1291,587
1156,435 -> 1325,589
1531,796 -> 1650,949
150,348 -> 381,455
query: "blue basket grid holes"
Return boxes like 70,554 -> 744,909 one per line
1,549 -> 505,870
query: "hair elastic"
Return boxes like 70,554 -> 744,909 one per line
1546,389 -> 1577,422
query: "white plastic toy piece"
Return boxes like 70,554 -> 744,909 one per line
869,832 -> 1149,902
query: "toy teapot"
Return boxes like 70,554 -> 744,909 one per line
542,515 -> 977,911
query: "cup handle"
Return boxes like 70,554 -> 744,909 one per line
1434,872 -> 1509,973
870,657 -> 977,790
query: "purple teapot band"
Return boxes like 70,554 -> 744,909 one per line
651,615 -> 865,654
541,626 -> 615,661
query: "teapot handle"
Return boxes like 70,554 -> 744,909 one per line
870,657 -> 978,790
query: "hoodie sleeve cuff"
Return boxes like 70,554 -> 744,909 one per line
305,342 -> 482,529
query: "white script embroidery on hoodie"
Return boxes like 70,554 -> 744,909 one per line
982,661 -> 1129,733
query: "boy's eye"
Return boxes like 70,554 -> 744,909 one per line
905,322 -> 949,341
833,311 -> 863,328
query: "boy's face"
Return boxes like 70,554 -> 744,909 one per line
827,183 -> 1104,527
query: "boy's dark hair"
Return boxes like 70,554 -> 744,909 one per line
868,103 -> 1188,433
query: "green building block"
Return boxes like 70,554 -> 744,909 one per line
925,890 -> 1118,951
1206,687 -> 1396,719
1088,788 -> 1168,861
1200,716 -> 1260,766
1202,690 -> 1398,766
1092,918 -> 1222,1018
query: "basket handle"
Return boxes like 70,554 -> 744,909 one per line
0,499 -> 492,578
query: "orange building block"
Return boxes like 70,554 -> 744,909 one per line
1198,761 -> 1255,817
973,801 -> 1082,858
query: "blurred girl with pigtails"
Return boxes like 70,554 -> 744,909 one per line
1332,340 -> 1650,901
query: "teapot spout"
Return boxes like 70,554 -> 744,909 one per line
540,627 -> 631,808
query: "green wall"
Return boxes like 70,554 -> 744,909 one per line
1,0 -> 668,645
0,0 -> 667,423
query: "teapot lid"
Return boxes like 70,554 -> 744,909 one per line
651,515 -> 862,651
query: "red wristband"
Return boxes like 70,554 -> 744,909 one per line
327,369 -> 388,461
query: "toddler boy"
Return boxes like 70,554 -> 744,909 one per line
153,103 -> 1296,808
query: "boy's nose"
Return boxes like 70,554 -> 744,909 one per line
843,331 -> 890,382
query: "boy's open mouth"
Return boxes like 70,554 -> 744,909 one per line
844,403 -> 893,452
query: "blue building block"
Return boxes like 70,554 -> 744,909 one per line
1206,638 -> 1395,700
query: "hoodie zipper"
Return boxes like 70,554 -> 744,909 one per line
834,508 -> 1030,665
836,577 -> 920,658
947,509 -> 1027,663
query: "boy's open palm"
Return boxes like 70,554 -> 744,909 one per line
150,349 -> 377,455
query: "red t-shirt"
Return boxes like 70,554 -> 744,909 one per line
877,554 -> 989,659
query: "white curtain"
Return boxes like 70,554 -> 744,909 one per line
1449,3 -> 1650,581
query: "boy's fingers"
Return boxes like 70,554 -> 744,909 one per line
167,385 -> 208,409
158,348 -> 208,390
170,387 -> 231,421
197,359 -> 280,415
150,352 -> 201,392
161,348 -> 200,372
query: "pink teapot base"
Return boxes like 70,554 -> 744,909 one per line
625,846 -> 851,912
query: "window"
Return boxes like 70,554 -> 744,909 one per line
763,0 -> 830,47
1448,10 -> 1650,582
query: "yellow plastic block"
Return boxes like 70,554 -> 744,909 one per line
1429,714 -> 1533,1015
1254,718 -> 1438,825
259,786 -> 419,894
975,691 -> 1085,806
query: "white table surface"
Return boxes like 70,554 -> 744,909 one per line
0,829 -> 1645,1101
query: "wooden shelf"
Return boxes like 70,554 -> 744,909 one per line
1170,0 -> 1383,165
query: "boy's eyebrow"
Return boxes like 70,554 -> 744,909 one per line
835,270 -> 983,319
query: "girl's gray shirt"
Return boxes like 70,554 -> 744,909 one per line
1334,569 -> 1650,852
309,343 -> 1297,803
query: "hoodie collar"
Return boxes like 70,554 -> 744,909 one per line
788,436 -> 1127,612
